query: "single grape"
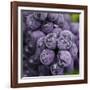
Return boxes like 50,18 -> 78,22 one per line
55,14 -> 64,28
36,36 -> 45,50
44,33 -> 57,49
40,49 -> 55,65
33,12 -> 48,21
64,60 -> 74,74
48,13 -> 59,22
52,27 -> 62,37
63,14 -> 71,23
31,30 -> 45,42
63,21 -> 70,30
70,22 -> 79,35
57,50 -> 72,67
57,30 -> 74,50
41,22 -> 54,34
26,14 -> 41,30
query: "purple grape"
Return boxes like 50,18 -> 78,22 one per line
40,49 -> 55,65
52,27 -> 62,37
48,13 -> 59,21
55,14 -> 64,28
70,22 -> 79,35
57,30 -> 74,50
26,14 -> 41,30
63,21 -> 70,30
34,37 -> 46,60
57,50 -> 72,67
64,14 -> 71,23
33,12 -> 48,21
65,60 -> 74,74
57,37 -> 72,50
22,11 -> 33,23
22,11 -> 33,17
44,33 -> 57,49
31,30 -> 45,42
60,30 -> 75,41
41,22 -> 54,34
50,63 -> 64,75
69,43 -> 78,60
36,36 -> 45,50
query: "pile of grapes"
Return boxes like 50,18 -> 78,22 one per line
22,11 -> 79,77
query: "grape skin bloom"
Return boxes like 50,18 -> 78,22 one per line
33,12 -> 48,21
44,33 -> 57,49
57,50 -> 73,67
40,49 -> 55,65
48,13 -> 59,22
57,30 -> 74,50
41,22 -> 54,34
26,14 -> 41,30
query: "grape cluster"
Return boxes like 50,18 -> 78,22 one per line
22,11 -> 79,77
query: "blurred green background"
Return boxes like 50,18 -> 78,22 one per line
64,69 -> 79,75
70,13 -> 80,22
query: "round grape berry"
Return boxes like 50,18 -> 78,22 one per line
31,30 -> 45,42
33,12 -> 48,21
44,33 -> 57,49
48,13 -> 59,22
70,22 -> 79,35
52,27 -> 62,37
69,43 -> 78,59
64,14 -> 71,23
36,36 -> 45,49
26,14 -> 41,30
41,22 -> 54,34
57,50 -> 72,67
55,14 -> 65,28
57,30 -> 74,50
40,49 -> 55,65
